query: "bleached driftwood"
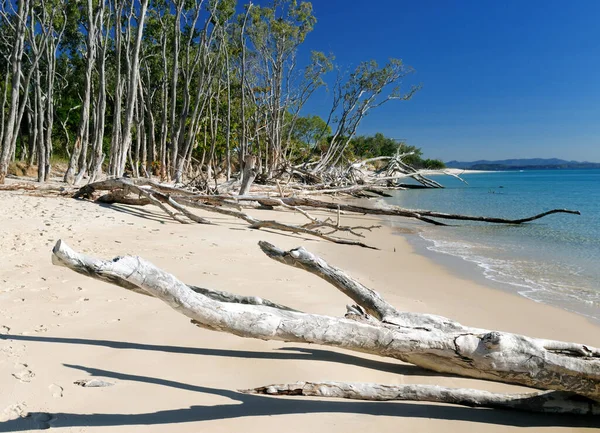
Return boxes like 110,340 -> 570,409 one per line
239,154 -> 257,196
79,178 -> 581,224
73,178 -> 581,230
74,178 -> 380,248
233,196 -> 580,226
51,239 -> 600,414
259,241 -> 461,331
244,382 -> 599,415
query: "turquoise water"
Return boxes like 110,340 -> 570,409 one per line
387,169 -> 600,321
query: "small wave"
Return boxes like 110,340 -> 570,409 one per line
418,232 -> 600,321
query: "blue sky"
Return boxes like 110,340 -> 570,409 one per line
294,0 -> 600,162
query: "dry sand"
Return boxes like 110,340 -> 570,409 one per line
0,189 -> 598,432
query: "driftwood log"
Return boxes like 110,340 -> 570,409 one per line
74,178 -> 581,230
51,239 -> 600,415
74,178 -> 379,248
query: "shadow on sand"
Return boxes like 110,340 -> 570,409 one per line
1,334 -> 598,431
2,334 -> 438,377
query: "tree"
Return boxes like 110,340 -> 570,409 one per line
347,133 -> 401,160
421,158 -> 445,169
312,59 -> 420,173
64,0 -> 101,184
345,134 -> 445,170
287,114 -> 329,162
0,0 -> 31,184
244,0 -> 326,175
114,0 -> 149,178
0,0 -> 426,187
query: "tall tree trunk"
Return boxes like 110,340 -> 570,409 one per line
41,1 -> 66,182
238,5 -> 251,175
115,0 -> 148,177
0,0 -> 30,183
168,1 -> 183,179
65,0 -> 98,184
34,67 -> 46,182
225,46 -> 232,180
0,65 -> 9,150
26,107 -> 34,166
89,1 -> 108,183
172,2 -> 221,184
108,0 -> 124,176
158,21 -> 169,180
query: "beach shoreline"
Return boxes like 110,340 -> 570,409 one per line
0,189 -> 598,432
400,228 -> 600,326
384,168 -> 600,328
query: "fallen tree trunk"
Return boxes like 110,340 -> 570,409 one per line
0,182 -> 73,194
51,239 -> 600,414
244,382 -> 600,415
73,178 -> 581,227
234,196 -> 581,226
74,178 -> 380,248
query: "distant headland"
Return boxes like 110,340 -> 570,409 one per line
445,158 -> 600,171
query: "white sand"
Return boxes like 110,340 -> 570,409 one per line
0,190 -> 598,432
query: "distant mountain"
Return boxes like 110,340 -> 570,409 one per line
445,158 -> 600,171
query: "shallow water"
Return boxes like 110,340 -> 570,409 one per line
386,169 -> 600,321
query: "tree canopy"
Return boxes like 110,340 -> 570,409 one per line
0,0 -> 423,184
348,133 -> 445,169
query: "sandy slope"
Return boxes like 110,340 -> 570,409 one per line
0,189 -> 598,432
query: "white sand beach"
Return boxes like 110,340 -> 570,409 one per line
0,189 -> 598,432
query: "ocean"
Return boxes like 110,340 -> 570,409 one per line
386,169 -> 600,322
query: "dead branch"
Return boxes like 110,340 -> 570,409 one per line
188,285 -> 299,312
230,196 -> 580,226
258,241 -> 460,331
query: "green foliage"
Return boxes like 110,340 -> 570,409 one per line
283,114 -> 330,162
248,0 -> 316,52
292,115 -> 330,147
347,133 -> 444,169
347,133 -> 403,160
421,158 -> 446,169
0,0 -> 423,179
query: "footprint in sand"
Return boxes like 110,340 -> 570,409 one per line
20,325 -> 48,335
49,384 -> 63,398
12,363 -> 35,383
1,341 -> 25,358
0,402 -> 27,422
0,325 -> 10,335
52,310 -> 80,317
